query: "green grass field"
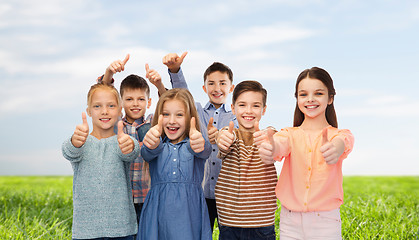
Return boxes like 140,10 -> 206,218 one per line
0,176 -> 418,239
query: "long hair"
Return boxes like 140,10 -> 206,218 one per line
87,83 -> 121,108
293,67 -> 338,128
152,88 -> 201,139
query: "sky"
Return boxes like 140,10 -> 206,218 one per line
0,0 -> 418,176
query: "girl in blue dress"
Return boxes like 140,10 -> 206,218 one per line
137,88 -> 212,240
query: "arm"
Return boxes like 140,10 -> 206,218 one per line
101,54 -> 130,85
145,63 -> 167,96
62,137 -> 84,163
320,128 -> 354,164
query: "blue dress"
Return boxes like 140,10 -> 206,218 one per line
137,137 -> 212,240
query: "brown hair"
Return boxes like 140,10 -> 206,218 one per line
87,83 -> 121,108
120,74 -> 150,98
293,67 -> 338,128
203,62 -> 233,83
232,80 -> 267,107
152,88 -> 201,139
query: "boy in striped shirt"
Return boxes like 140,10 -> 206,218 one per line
215,80 -> 278,240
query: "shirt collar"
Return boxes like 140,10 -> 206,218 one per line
204,102 -> 232,112
122,116 -> 145,127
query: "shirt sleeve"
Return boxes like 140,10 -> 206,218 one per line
332,129 -> 354,161
140,138 -> 164,162
186,137 -> 212,160
62,137 -> 84,163
169,68 -> 189,89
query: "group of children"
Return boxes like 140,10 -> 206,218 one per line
62,52 -> 354,240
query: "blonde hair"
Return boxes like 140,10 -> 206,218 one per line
152,88 -> 201,139
87,83 -> 121,108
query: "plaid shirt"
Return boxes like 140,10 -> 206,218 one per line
122,115 -> 152,203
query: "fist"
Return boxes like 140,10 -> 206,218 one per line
162,52 -> 187,73
143,115 -> 163,149
71,112 -> 89,148
207,117 -> 218,145
217,121 -> 235,152
117,121 -> 135,154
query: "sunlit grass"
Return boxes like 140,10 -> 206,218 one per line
1,176 -> 418,239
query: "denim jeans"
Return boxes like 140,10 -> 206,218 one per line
73,235 -> 135,240
218,225 -> 276,240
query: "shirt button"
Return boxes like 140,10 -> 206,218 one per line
212,162 -> 215,165
308,167 -> 311,171
215,112 -> 218,114
173,172 -> 176,174
308,149 -> 312,152
173,159 -> 177,162
174,147 -> 177,150
306,186 -> 309,189
213,149 -> 216,152
211,177 -> 214,180
304,203 -> 307,206
214,122 -> 216,124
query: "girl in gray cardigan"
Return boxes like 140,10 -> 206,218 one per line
62,83 -> 140,240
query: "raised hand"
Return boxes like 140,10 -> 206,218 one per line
189,117 -> 205,153
207,117 -> 218,145
217,121 -> 235,152
117,121 -> 135,154
253,121 -> 265,146
162,52 -> 188,73
71,112 -> 89,148
258,128 -> 276,164
107,54 -> 130,74
143,115 -> 163,149
320,128 -> 340,165
145,63 -> 162,86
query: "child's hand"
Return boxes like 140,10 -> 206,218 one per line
258,128 -> 276,165
117,121 -> 135,154
145,63 -> 162,87
107,54 -> 130,74
320,128 -> 343,165
253,121 -> 265,146
143,115 -> 163,150
162,52 -> 188,73
217,121 -> 235,152
190,117 -> 205,153
71,112 -> 89,148
207,117 -> 218,145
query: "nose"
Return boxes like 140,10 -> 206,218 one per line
101,106 -> 109,115
168,114 -> 176,123
307,94 -> 314,102
133,99 -> 139,106
214,83 -> 221,92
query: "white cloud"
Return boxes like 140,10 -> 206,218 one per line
222,23 -> 315,50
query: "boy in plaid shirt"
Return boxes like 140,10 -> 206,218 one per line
99,54 -> 165,224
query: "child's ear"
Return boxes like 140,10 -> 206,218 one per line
229,84 -> 235,93
86,107 -> 91,117
262,105 -> 267,116
147,98 -> 152,109
231,103 -> 235,115
202,85 -> 208,94
328,95 -> 334,105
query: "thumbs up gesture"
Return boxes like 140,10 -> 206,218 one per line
71,112 -> 89,148
162,52 -> 188,73
107,54 -> 130,74
143,115 -> 163,149
252,121 -> 265,146
189,117 -> 205,153
117,121 -> 135,154
145,63 -> 162,87
207,117 -> 218,145
217,121 -> 235,152
258,128 -> 276,164
319,128 -> 342,165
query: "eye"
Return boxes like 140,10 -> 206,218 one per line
109,104 -> 116,108
315,92 -> 324,96
162,113 -> 169,117
93,105 -> 100,108
140,98 -> 146,101
208,82 -> 214,86
177,113 -> 184,117
125,98 -> 132,101
298,93 -> 307,97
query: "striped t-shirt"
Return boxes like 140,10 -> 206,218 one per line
215,128 -> 278,228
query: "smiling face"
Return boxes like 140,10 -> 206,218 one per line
232,91 -> 266,131
297,77 -> 333,121
203,71 -> 234,109
121,88 -> 151,123
87,89 -> 121,137
161,99 -> 187,144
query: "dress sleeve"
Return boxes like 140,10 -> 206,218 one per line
140,138 -> 164,162
62,137 -> 84,163
169,68 -> 189,89
186,137 -> 212,160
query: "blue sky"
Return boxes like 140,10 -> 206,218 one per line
0,0 -> 418,175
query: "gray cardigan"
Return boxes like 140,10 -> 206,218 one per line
62,135 -> 139,239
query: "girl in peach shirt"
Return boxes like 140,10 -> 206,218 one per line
254,67 -> 354,240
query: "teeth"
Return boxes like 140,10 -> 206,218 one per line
244,117 -> 253,120
306,106 -> 317,109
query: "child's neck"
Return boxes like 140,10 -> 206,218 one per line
90,128 -> 116,140
300,116 -> 329,131
211,102 -> 223,109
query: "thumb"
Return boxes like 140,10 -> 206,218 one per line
117,120 -> 124,137
145,63 -> 150,73
179,51 -> 188,61
190,117 -> 197,133
322,127 -> 328,145
254,120 -> 260,132
122,54 -> 130,65
81,112 -> 88,126
267,128 -> 275,145
207,117 -> 214,129
228,121 -> 234,134
156,114 -> 163,134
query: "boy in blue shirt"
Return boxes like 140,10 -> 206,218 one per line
163,52 -> 238,231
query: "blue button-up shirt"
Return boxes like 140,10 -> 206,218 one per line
169,68 -> 238,199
